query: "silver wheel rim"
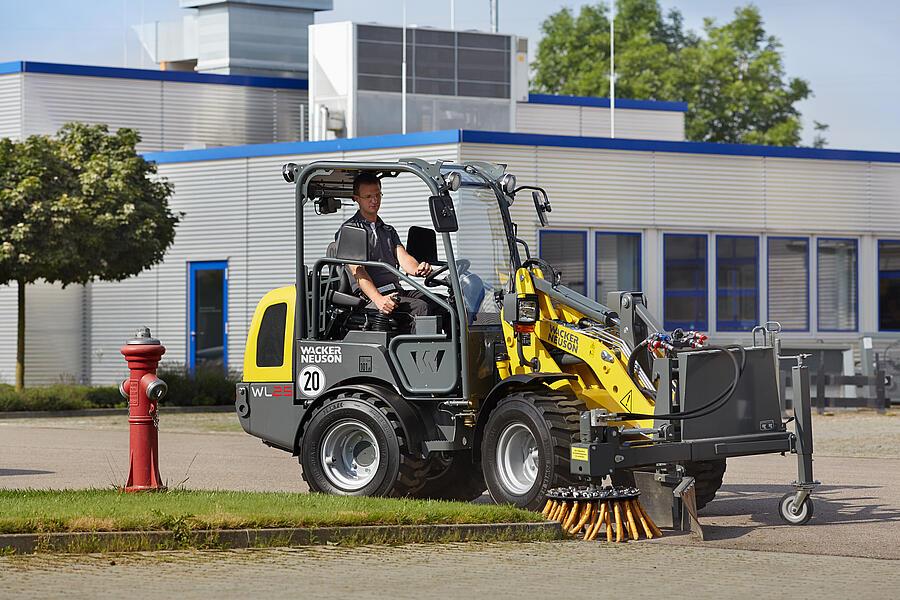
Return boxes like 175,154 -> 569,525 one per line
782,496 -> 807,523
495,422 -> 539,496
320,419 -> 381,491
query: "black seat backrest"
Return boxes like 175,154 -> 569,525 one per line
326,241 -> 353,295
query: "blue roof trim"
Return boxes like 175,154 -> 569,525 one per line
0,61 -> 307,89
144,130 -> 463,164
528,93 -> 688,113
459,130 -> 900,164
143,129 -> 900,165
0,61 -> 23,75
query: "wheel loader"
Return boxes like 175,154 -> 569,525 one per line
236,158 -> 817,526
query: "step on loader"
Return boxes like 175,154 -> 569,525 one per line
236,159 -> 818,528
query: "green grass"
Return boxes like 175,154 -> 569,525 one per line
0,489 -> 542,535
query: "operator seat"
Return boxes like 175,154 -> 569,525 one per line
325,241 -> 366,309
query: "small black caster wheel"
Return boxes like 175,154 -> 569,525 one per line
779,492 -> 813,525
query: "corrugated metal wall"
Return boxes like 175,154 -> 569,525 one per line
87,143 -> 459,384
461,141 -> 900,343
0,282 -> 85,386
13,73 -> 307,151
0,73 -> 22,140
515,102 -> 685,141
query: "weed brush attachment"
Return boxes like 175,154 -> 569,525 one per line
541,486 -> 661,542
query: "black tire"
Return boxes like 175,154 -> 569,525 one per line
300,393 -> 427,497
481,389 -> 584,511
413,451 -> 487,502
684,459 -> 727,510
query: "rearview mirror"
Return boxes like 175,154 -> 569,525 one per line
532,190 -> 551,227
429,194 -> 459,233
335,226 -> 369,262
406,226 -> 438,264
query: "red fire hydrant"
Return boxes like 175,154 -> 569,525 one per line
120,326 -> 168,492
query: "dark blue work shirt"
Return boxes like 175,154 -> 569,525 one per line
336,211 -> 403,291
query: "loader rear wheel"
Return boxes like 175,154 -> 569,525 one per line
481,389 -> 584,511
684,459 -> 727,510
300,394 -> 427,497
413,451 -> 487,501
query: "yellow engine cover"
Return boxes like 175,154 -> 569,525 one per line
243,286 -> 295,382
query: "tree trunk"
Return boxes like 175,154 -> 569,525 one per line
15,279 -> 24,392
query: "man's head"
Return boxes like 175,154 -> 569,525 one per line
353,172 -> 382,222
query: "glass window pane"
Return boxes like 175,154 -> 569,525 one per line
257,302 -> 287,368
540,231 -> 586,295
817,238 -> 858,331
195,269 -> 224,368
664,234 -> 707,330
768,238 -> 809,331
457,48 -> 509,84
595,233 -> 641,303
412,45 -> 455,80
716,236 -> 759,331
878,241 -> 900,331
357,41 -> 402,76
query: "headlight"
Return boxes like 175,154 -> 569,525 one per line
501,173 -> 517,197
516,295 -> 538,324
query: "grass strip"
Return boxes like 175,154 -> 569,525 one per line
0,489 -> 542,535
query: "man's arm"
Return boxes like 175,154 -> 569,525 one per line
348,264 -> 397,314
396,246 -> 433,277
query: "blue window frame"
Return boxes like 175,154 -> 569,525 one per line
539,230 -> 587,295
767,237 -> 809,332
188,260 -> 228,372
878,240 -> 900,331
716,235 -> 759,331
817,238 -> 858,332
595,232 -> 641,303
663,233 -> 708,331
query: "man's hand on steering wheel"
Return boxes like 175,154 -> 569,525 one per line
424,259 -> 470,288
415,261 -> 432,276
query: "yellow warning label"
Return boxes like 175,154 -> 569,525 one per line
570,446 -> 589,461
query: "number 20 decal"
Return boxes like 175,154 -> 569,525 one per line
298,365 -> 326,397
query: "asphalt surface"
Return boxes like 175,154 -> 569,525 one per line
2,409 -> 899,560
1,408 -> 899,600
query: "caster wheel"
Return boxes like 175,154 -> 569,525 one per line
779,492 -> 813,525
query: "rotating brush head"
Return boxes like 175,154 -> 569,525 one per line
541,485 -> 662,542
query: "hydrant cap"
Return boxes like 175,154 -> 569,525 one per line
127,326 -> 161,345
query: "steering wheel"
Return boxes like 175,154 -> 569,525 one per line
424,259 -> 471,288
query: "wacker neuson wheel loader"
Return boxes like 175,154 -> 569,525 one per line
236,158 -> 818,529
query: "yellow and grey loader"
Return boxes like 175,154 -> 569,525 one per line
236,158 -> 818,527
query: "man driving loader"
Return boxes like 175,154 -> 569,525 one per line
336,172 -> 440,320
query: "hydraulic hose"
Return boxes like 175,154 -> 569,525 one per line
619,344 -> 745,421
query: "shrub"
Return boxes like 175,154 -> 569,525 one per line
0,364 -> 239,412
155,363 -> 240,407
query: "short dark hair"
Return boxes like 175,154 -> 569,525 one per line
353,172 -> 381,196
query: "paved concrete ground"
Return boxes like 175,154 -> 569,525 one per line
3,542 -> 899,599
1,409 -> 899,597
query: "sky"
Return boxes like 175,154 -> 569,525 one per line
0,0 -> 897,151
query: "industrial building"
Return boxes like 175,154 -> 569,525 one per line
1,1 -> 898,386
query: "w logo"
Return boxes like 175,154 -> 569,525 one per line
413,349 -> 445,374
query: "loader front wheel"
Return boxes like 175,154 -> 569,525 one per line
481,389 -> 584,511
684,459 -> 727,510
300,394 -> 427,497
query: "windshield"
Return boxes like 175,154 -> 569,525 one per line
452,180 -> 514,326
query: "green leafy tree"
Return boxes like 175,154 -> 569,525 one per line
0,123 -> 179,391
532,1 -> 817,146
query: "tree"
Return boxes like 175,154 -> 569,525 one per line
0,123 -> 179,391
532,1 -> 818,146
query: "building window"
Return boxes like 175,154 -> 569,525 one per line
767,237 -> 809,331
595,232 -> 641,303
539,230 -> 586,295
716,236 -> 759,331
878,240 -> 900,331
664,234 -> 708,331
817,238 -> 858,332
